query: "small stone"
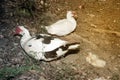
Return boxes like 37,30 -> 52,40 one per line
118,55 -> 120,58
99,0 -> 106,1
93,77 -> 107,80
39,76 -> 46,80
79,5 -> 82,9
0,34 -> 4,38
89,14 -> 95,17
41,0 -> 44,5
0,58 -> 3,62
113,20 -> 116,23
90,24 -> 97,28
13,42 -> 18,46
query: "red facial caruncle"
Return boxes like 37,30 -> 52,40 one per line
15,26 -> 22,34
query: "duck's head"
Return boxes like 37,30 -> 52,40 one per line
67,11 -> 77,18
14,26 -> 30,37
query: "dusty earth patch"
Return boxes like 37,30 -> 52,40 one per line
0,0 -> 120,80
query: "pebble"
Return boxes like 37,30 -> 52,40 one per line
39,76 -> 46,80
113,20 -> 116,23
90,24 -> 97,28
0,34 -> 4,38
89,14 -> 95,18
98,0 -> 106,1
41,0 -> 44,5
13,42 -> 19,46
79,5 -> 84,9
118,55 -> 120,58
0,58 -> 3,62
93,77 -> 107,80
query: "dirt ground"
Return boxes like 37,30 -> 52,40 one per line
0,0 -> 120,80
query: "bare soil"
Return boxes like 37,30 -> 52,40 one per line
0,0 -> 120,80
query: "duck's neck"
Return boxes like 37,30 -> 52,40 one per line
67,15 -> 76,25
20,33 -> 31,48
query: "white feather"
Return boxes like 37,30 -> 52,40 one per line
45,11 -> 77,36
68,44 -> 80,50
86,52 -> 106,68
23,37 -> 67,52
56,48 -> 68,57
15,26 -> 80,61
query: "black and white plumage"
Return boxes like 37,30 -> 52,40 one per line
44,11 -> 77,36
14,26 -> 80,61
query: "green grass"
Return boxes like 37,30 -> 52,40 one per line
0,55 -> 41,80
0,64 -> 41,80
0,53 -> 42,80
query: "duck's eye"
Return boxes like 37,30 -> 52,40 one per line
28,45 -> 32,47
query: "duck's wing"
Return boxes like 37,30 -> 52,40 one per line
53,19 -> 66,25
46,21 -> 73,36
43,42 -> 80,61
23,34 -> 67,52
43,38 -> 68,52
35,34 -> 68,52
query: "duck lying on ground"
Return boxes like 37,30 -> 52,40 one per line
44,11 -> 77,36
14,26 -> 80,61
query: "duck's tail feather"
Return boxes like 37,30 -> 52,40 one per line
43,42 -> 80,61
67,42 -> 80,50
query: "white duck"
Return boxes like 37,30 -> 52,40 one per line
44,11 -> 77,36
14,26 -> 80,61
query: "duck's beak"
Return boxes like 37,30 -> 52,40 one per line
13,32 -> 22,37
13,31 -> 20,37
13,33 -> 20,36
